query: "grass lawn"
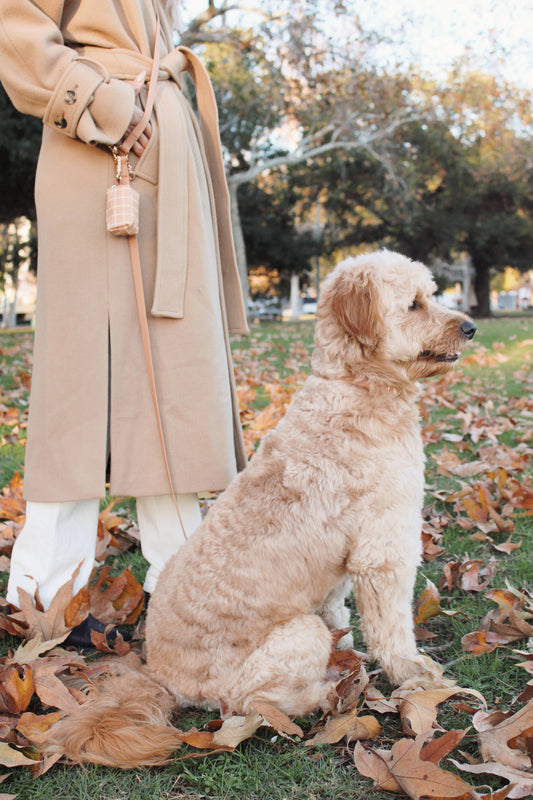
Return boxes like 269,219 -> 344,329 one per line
0,312 -> 532,799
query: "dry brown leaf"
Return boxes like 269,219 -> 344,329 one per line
486,589 -> 532,623
472,709 -> 511,733
95,499 -> 133,561
462,631 -> 507,655
325,646 -> 368,715
420,729 -> 468,764
176,728 -> 230,751
489,537 -> 522,555
30,752 -> 62,777
177,710 -> 263,752
397,686 -> 485,737
0,741 -> 39,768
451,758 -> 533,799
249,700 -> 303,738
0,664 -> 33,714
16,711 -> 61,746
15,564 -> 84,643
460,559 -> 498,593
89,629 -> 131,656
388,734 -> 479,799
31,669 -> 80,714
8,636 -> 72,665
64,586 -> 91,629
415,580 -> 442,624
211,710 -> 263,749
415,579 -> 461,624
353,741 -> 402,793
0,474 -> 26,525
479,787 -> 516,800
306,707 -> 380,746
88,566 -> 144,626
477,698 -> 533,770
0,609 -> 29,640
442,556 -> 500,593
422,531 -> 446,561
363,686 -> 400,715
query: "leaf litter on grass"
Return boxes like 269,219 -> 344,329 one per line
0,325 -> 532,797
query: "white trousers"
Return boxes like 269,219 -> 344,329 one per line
6,494 -> 201,610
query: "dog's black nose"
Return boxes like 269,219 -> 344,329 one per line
460,320 -> 477,340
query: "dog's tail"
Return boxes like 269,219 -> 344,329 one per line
43,665 -> 182,767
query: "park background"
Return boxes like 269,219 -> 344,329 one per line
0,2 -> 532,799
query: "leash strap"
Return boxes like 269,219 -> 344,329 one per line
118,14 -> 188,538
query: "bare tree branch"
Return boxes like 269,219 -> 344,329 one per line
228,112 -> 421,187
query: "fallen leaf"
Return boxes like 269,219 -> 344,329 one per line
363,686 -> 400,715
249,700 -> 303,738
397,686 -> 485,737
489,537 -> 522,555
64,586 -> 91,629
88,566 -> 144,626
477,698 -> 533,770
31,669 -> 80,714
306,707 -> 380,746
388,734 -> 479,799
451,758 -> 533,799
177,710 -> 263,752
0,742 -> 39,768
15,564 -> 84,643
353,741 -> 402,793
0,664 -> 33,714
0,474 -> 26,525
16,711 -> 62,746
8,636 -> 71,665
462,631 -> 507,655
211,710 -> 263,749
415,579 -> 461,624
420,729 -> 468,764
89,629 -> 131,656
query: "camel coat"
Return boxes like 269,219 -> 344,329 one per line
0,0 -> 248,501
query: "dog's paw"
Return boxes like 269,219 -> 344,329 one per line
387,653 -> 445,688
336,630 -> 355,650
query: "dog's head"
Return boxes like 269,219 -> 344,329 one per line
313,250 -> 476,383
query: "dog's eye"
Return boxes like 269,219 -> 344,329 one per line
409,300 -> 421,311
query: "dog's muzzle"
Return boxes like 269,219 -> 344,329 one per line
418,318 -> 477,363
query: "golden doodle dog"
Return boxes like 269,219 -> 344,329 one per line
46,250 -> 476,766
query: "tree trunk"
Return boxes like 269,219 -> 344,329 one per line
472,262 -> 491,317
290,272 -> 300,321
228,179 -> 250,313
3,264 -> 19,328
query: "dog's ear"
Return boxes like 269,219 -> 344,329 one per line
330,273 -> 384,349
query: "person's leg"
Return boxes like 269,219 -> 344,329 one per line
137,494 -> 201,594
6,498 -> 100,610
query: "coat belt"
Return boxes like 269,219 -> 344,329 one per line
75,45 -> 236,320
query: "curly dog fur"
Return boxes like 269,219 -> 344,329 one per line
45,250 -> 476,766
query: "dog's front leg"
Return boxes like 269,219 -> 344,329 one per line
316,577 -> 354,649
350,560 -> 441,684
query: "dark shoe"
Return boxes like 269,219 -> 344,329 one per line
64,613 -> 130,649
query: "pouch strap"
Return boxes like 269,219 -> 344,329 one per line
120,14 -> 188,538
119,14 -> 161,154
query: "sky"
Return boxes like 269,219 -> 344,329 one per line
180,0 -> 533,89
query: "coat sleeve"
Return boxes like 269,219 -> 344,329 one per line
0,0 -> 135,145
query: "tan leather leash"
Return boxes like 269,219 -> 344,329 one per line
114,14 -> 188,539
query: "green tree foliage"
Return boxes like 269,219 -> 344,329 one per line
0,85 -> 42,223
240,179 -> 317,296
